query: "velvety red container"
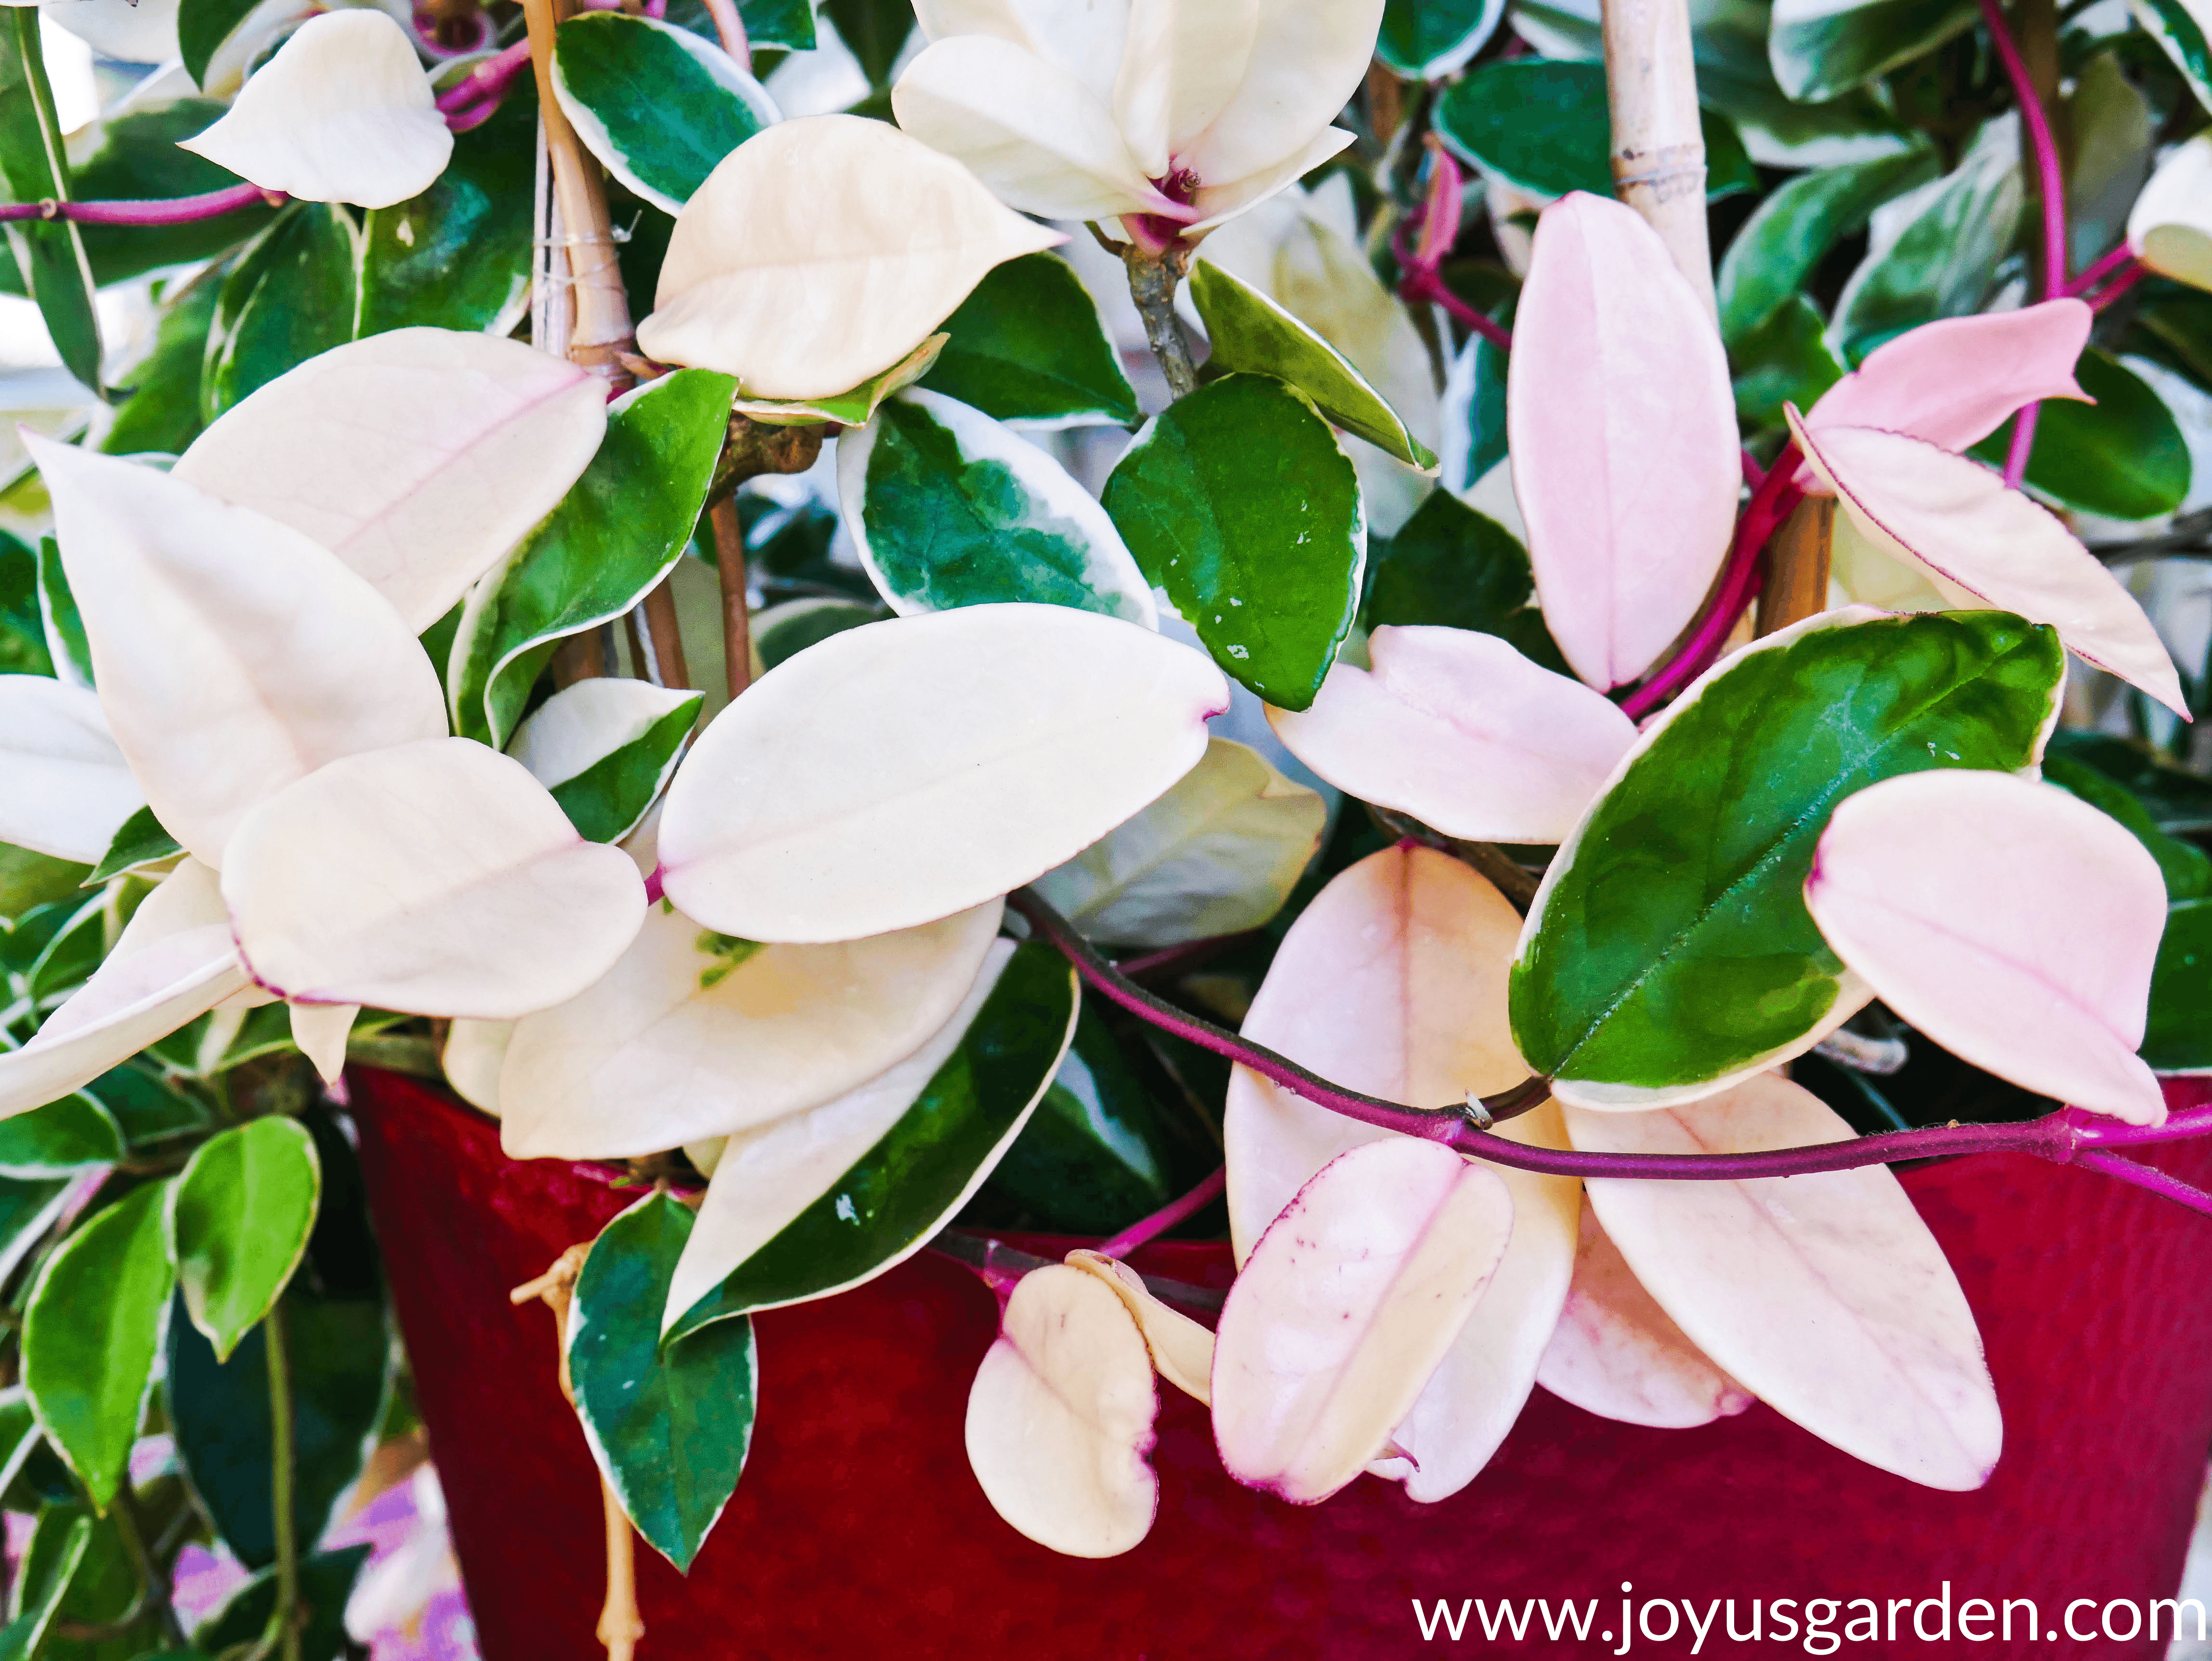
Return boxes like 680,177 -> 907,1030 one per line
349,1067 -> 2212,1660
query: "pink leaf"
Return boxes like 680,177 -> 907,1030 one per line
1788,411 -> 2186,717
1266,626 -> 1638,844
1805,768 -> 2168,1124
1211,1138 -> 1515,1506
1564,1074 -> 2002,1490
1534,1199 -> 1752,1429
1803,299 -> 2092,452
1506,192 -> 1738,690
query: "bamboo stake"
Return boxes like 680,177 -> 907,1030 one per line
1601,0 -> 1717,318
1755,497 -> 1835,636
520,0 -> 633,384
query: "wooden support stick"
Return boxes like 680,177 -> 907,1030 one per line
1756,497 -> 1835,637
1602,0 -> 1717,318
521,0 -> 635,385
711,499 -> 752,701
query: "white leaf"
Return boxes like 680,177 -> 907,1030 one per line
2128,133 -> 2212,293
222,738 -> 645,1018
1064,1248 -> 1214,1405
637,115 -> 1065,401
177,11 -> 453,209
657,603 -> 1228,943
173,330 -> 608,632
1030,736 -> 1323,947
442,1018 -> 513,1117
912,0 -> 1132,102
507,677 -> 704,791
0,676 -> 144,865
289,1002 -> 358,1085
24,436 -> 448,868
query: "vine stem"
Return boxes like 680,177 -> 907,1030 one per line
2066,242 -> 2137,296
1097,1166 -> 1226,1259
264,1301 -> 302,1661
1007,888 -> 2212,1208
0,183 -> 281,225
1122,241 -> 1198,400
1980,0 -> 2067,488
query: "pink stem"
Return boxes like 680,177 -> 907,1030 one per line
2071,1149 -> 2212,1218
1617,444 -> 1804,722
436,39 -> 533,125
1097,1167 -> 1226,1259
1393,152 -> 1515,354
1979,0 -> 2067,299
2065,242 -> 2136,297
2002,401 -> 2040,489
2088,260 -> 2147,312
0,182 -> 278,226
1113,931 -> 1260,981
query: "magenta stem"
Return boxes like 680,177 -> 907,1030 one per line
0,182 -> 278,226
2088,260 -> 2147,312
2066,242 -> 2136,297
1097,1166 -> 1227,1258
1979,0 -> 2067,298
2002,401 -> 2040,488
2071,1149 -> 2212,1218
1114,931 -> 1260,982
437,40 -> 533,128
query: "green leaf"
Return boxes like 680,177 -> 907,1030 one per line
0,11 -> 101,397
103,271 -> 222,459
358,78 -> 536,338
167,1294 -> 389,1570
2131,281 -> 2212,389
0,1096 -> 122,1176
1768,0 -> 1978,101
1434,59 -> 1758,202
0,844 -> 85,919
18,1501 -> 160,1657
203,204 -> 362,422
0,530 -> 49,678
549,692 -> 705,844
752,597 -> 882,671
34,534 -> 90,691
1688,9 -> 1921,169
1379,0 -> 1506,77
0,1513 -> 88,1657
1189,260 -> 1437,471
728,332 -> 942,426
1510,610 -> 2065,1100
554,14 -> 777,215
2134,0 -> 2212,115
0,1182 -> 73,1296
1102,373 -> 1365,712
26,891 -> 107,1005
23,1182 -> 177,1511
179,0 -> 263,90
669,940 -> 1078,1337
60,102 -> 281,293
2044,729 -> 2212,833
918,252 -> 1139,428
86,1065 -> 211,1153
567,1192 -> 755,1572
1717,149 -> 1940,344
83,807 -> 182,889
2044,753 -> 2212,901
450,367 -> 737,746
820,0 -> 911,86
666,0 -> 816,51
1964,348 -> 2192,521
1729,292 -> 1846,433
1362,488 -> 1569,674
2146,897 -> 2212,1070
1438,322 -> 1510,496
167,1119 -> 321,1362
193,1546 -> 371,1661
844,390 -> 1156,623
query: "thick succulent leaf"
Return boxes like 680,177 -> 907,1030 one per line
440,1018 -> 512,1117
499,897 -> 1002,1160
203,202 -> 362,420
1188,259 -> 1437,471
1512,608 -> 2066,1109
1063,1249 -> 1214,1403
179,11 -> 452,209
449,368 -> 733,748
0,677 -> 142,865
567,1191 -> 755,1573
288,1002 -> 356,1085
1802,300 -> 2091,452
1213,1139 -> 1514,1505
1716,148 -> 1940,343
2130,134 -> 2212,291
0,10 -> 101,396
2136,0 -> 2212,116
2147,898 -> 2212,1072
22,1182 -> 174,1511
510,679 -> 704,845
1377,0 -> 1505,79
0,1097 -> 122,1176
1269,625 -> 1636,844
85,807 -> 184,888
1567,1076 -> 2001,1490
1806,769 -> 2167,1122
1534,1200 -> 1753,1428
638,115 -> 1064,400
839,389 -> 1155,626
1102,373 -> 1365,712
1029,736 -> 1324,948
174,330 -> 609,632
657,605 -> 1227,943
2043,753 -> 2212,902
919,251 -> 1140,428
1768,0 -> 1976,101
1788,413 -> 2185,715
165,1118 -> 319,1362
891,36 -> 1179,223
727,334 -> 946,427
25,437 -> 448,868
965,1262 -> 1158,1558
1363,489 -> 1567,673
221,738 -> 646,1019
663,940 -> 1076,1331
1506,192 -> 1737,690
1963,348 -> 2194,522
553,13 -> 778,215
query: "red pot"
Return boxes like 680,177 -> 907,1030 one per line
350,1067 -> 2212,1660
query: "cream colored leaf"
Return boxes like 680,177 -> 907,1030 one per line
441,1018 -> 512,1117
2129,134 -> 2212,293
1184,126 -> 1356,233
1064,1248 -> 1214,1405
1112,0 -> 1261,178
1159,0 -> 1384,194
507,677 -> 703,790
289,1002 -> 358,1085
0,675 -> 144,865
912,0 -> 1131,100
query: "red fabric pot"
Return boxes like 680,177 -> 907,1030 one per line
350,1067 -> 2212,1660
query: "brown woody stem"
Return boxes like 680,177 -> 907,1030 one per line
1123,242 -> 1198,400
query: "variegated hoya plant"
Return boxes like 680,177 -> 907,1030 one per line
0,0 -> 2210,1643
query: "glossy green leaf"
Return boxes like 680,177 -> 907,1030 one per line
554,14 -> 778,216
180,0 -> 263,89
1730,293 -> 1846,433
1102,373 -> 1365,712
1363,488 -> 1568,674
567,1191 -> 755,1572
358,79 -> 535,337
549,693 -> 704,844
0,11 -> 101,398
821,0 -> 912,86
1683,9 -> 1919,169
2045,729 -> 2212,833
918,253 -> 1139,428
668,940 -> 1078,1337
1963,348 -> 2191,521
1769,0 -> 1978,101
167,1294 -> 389,1569
841,390 -> 1155,625
193,1546 -> 370,1661
1190,260 -> 1437,471
2131,282 -> 2212,388
1380,0 -> 1506,77
83,807 -> 183,888
1511,610 -> 2065,1103
2145,897 -> 2212,1070
0,532 -> 49,679
666,0 -> 817,51
33,535 -> 89,691
752,597 -> 882,671
85,1064 -> 211,1151
16,1500 -> 162,1657
203,204 -> 363,422
0,1512 -> 88,1657
0,846 -> 85,917
2044,753 -> 2212,901
2134,0 -> 2212,115
450,368 -> 737,746
1717,149 -> 1940,343
23,1182 -> 176,1511
104,271 -> 221,460
0,1096 -> 122,1176
60,102 -> 282,293
167,1118 -> 320,1361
